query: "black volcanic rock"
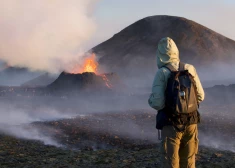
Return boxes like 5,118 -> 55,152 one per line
48,72 -> 121,94
92,15 -> 235,77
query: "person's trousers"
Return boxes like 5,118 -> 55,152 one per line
160,124 -> 198,168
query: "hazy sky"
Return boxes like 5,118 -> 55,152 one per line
91,0 -> 235,47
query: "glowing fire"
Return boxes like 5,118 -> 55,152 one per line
70,53 -> 98,74
82,53 -> 98,73
68,53 -> 113,89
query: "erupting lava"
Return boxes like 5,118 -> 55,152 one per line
67,53 -> 113,89
70,53 -> 98,74
82,53 -> 98,73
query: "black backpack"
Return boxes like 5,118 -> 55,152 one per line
164,62 -> 198,114
156,62 -> 200,129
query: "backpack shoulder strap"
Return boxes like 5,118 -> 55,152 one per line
179,62 -> 185,71
164,64 -> 177,72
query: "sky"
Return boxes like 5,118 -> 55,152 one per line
91,0 -> 235,47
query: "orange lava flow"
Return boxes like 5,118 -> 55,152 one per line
101,74 -> 112,88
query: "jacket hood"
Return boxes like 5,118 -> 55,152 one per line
156,37 -> 180,68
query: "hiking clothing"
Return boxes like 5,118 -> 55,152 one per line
161,124 -> 198,168
148,37 -> 205,168
148,37 -> 205,110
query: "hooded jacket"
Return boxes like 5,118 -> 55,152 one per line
148,37 -> 205,110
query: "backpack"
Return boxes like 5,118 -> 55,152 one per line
156,62 -> 200,129
164,62 -> 198,114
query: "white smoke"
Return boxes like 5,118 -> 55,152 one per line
0,102 -> 78,147
0,0 -> 98,73
200,132 -> 235,153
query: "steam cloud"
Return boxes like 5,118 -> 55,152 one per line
0,0 -> 98,73
0,101 -> 78,147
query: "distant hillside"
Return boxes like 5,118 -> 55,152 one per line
204,84 -> 235,105
21,73 -> 57,87
0,67 -> 42,86
92,15 -> 235,80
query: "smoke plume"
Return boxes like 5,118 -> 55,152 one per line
0,100 -> 78,147
0,0 -> 97,73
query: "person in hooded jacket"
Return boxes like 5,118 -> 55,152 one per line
148,37 -> 205,168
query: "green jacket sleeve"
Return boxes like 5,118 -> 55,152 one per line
185,64 -> 205,103
148,68 -> 170,110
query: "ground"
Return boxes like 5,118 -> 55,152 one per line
0,109 -> 234,168
0,92 -> 234,168
0,134 -> 235,168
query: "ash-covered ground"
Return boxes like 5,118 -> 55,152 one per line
0,87 -> 234,167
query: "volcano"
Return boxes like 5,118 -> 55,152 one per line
92,15 -> 235,78
48,72 -> 121,95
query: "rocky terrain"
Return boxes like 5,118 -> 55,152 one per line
0,85 -> 234,167
0,108 -> 234,168
0,135 -> 234,168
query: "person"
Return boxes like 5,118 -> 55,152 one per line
148,37 -> 205,168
